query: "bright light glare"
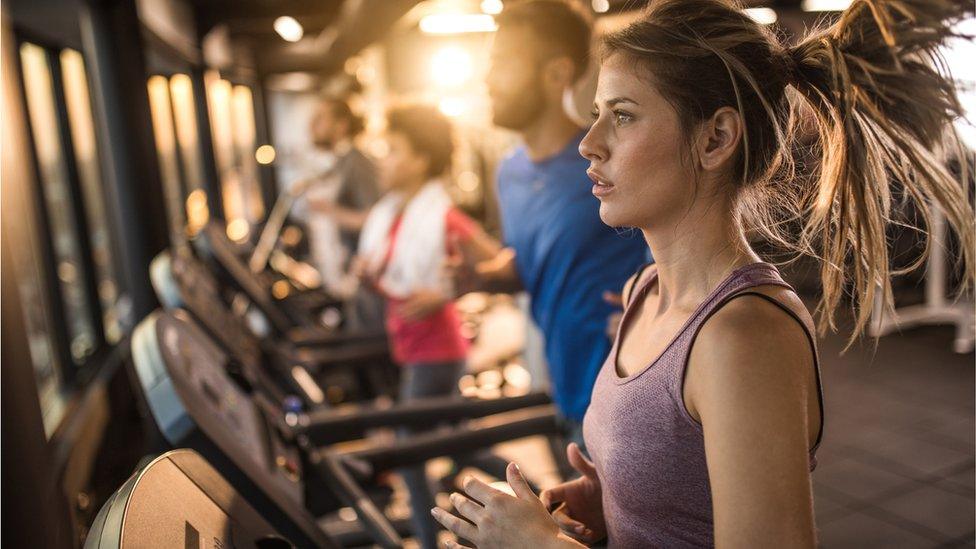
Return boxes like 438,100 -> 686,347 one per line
592,0 -> 610,13
744,7 -> 777,25
255,144 -> 276,164
801,0 -> 852,11
943,17 -> 976,149
226,219 -> 250,241
438,97 -> 470,118
430,47 -> 474,87
185,189 -> 210,235
481,0 -> 503,15
420,14 -> 497,34
274,16 -> 304,42
458,171 -> 480,192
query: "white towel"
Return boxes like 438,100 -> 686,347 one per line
358,181 -> 453,299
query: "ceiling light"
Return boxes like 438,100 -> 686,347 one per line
481,0 -> 503,15
801,0 -> 852,11
744,7 -> 777,25
438,97 -> 470,118
429,46 -> 474,87
274,16 -> 304,42
420,13 -> 497,34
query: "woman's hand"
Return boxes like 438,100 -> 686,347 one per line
399,289 -> 448,321
349,255 -> 368,279
308,196 -> 336,213
431,463 -> 585,549
540,443 -> 606,544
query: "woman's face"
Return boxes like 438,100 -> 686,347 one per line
379,132 -> 427,191
579,53 -> 697,230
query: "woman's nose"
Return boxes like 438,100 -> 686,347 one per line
579,122 -> 607,163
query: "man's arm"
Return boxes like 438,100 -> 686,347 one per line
474,247 -> 524,293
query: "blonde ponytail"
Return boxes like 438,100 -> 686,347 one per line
787,0 -> 974,338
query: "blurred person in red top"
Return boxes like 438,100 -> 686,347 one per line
356,104 -> 505,548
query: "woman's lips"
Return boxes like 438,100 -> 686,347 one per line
587,169 -> 615,198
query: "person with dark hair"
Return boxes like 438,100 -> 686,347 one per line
433,0 -> 975,547
448,0 -> 649,453
299,96 -> 382,326
357,104 -> 508,549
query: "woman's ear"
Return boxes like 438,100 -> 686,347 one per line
695,107 -> 742,173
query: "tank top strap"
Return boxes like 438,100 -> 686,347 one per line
625,262 -> 659,308
669,262 -> 825,456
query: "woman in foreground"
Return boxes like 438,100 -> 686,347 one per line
432,0 -> 975,547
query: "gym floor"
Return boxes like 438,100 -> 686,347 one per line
813,323 -> 975,548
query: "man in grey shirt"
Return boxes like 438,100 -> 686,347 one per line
302,97 -> 383,328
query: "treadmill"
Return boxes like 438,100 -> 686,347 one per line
151,249 -> 395,406
131,309 -> 560,547
198,221 -> 382,348
84,448 -> 329,548
149,249 -> 553,432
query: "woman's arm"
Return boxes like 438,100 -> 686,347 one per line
686,295 -> 818,549
306,198 -> 370,232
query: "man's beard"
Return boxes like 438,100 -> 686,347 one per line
491,75 -> 546,131
312,135 -> 335,150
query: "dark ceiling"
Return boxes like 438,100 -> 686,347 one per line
188,0 -> 822,77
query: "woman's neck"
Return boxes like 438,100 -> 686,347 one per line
397,177 -> 431,206
641,196 -> 759,315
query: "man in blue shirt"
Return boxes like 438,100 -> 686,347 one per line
456,1 -> 648,444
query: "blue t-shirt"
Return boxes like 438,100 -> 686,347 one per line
496,131 -> 649,421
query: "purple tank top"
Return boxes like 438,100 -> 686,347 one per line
582,262 -> 823,548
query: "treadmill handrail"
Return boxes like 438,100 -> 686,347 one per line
337,408 -> 560,474
297,391 -> 553,444
203,222 -> 297,333
308,451 -> 403,549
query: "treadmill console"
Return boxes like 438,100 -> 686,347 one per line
170,251 -> 264,369
131,310 -> 332,547
85,449 -> 304,549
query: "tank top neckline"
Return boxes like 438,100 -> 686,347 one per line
610,261 -> 775,384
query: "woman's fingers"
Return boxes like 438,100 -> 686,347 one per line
431,508 -> 478,542
567,443 -> 598,478
539,486 -> 561,510
461,475 -> 506,506
553,512 -> 597,543
551,505 -> 585,531
450,492 -> 485,524
505,463 -> 537,502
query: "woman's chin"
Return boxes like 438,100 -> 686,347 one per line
598,203 -> 632,228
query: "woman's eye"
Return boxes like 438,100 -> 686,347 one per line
614,111 -> 634,125
590,108 -> 600,120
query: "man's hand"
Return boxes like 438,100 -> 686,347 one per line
604,291 -> 624,338
475,247 -> 518,281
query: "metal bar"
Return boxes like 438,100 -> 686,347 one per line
189,66 -> 224,220
341,411 -> 560,473
298,393 -> 553,444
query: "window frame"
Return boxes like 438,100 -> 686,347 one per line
13,30 -> 119,389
